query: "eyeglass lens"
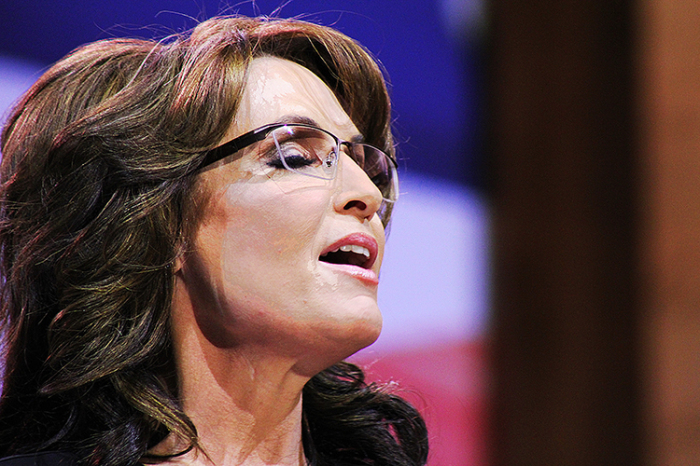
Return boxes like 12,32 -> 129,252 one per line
270,125 -> 397,202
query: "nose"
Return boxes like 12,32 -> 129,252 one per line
333,152 -> 383,221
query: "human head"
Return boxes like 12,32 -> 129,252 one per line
0,15 -> 394,463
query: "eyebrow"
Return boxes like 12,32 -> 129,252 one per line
276,114 -> 365,143
276,115 -> 319,126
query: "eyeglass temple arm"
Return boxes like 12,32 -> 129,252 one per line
195,124 -> 276,171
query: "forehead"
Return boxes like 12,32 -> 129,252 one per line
227,57 -> 359,141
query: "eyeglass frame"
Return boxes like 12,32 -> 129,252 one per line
194,122 -> 399,202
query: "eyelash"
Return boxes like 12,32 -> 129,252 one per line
266,155 -> 315,170
265,142 -> 317,170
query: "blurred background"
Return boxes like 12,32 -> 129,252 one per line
0,1 -> 490,465
3,1 -> 700,466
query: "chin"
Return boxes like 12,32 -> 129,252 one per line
332,310 -> 383,361
296,311 -> 382,377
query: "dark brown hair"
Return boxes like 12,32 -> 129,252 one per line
0,16 -> 426,466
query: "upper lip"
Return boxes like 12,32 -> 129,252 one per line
319,232 -> 379,270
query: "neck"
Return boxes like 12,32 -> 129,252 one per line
162,285 -> 311,466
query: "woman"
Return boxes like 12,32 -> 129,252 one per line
0,15 -> 428,466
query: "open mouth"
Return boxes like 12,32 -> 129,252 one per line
319,244 -> 372,269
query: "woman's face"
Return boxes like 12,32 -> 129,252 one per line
176,57 -> 386,374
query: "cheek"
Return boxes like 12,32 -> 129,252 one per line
218,181 -> 330,257
370,217 -> 387,268
186,180 -> 333,322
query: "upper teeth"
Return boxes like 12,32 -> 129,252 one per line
337,244 -> 371,259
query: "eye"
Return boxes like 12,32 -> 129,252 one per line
345,146 -> 364,170
266,141 -> 316,170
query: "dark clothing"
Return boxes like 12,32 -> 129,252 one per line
0,453 -> 77,466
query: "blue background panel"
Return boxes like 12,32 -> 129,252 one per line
0,0 -> 484,186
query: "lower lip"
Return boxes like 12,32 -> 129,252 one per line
320,262 -> 379,286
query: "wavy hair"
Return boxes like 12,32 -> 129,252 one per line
0,16 -> 426,466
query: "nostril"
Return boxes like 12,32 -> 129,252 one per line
343,200 -> 367,212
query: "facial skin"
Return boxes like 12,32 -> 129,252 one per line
174,56 -> 386,380
166,55 -> 389,466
